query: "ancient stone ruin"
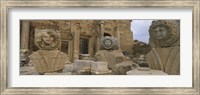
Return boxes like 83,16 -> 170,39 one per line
146,20 -> 180,75
20,20 -> 180,75
29,29 -> 69,74
95,36 -> 126,69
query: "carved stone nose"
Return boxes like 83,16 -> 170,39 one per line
157,31 -> 162,35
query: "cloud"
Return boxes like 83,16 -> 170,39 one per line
131,20 -> 153,43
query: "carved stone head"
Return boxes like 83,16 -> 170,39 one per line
35,29 -> 61,50
149,20 -> 180,48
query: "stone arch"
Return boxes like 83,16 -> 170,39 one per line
104,33 -> 111,37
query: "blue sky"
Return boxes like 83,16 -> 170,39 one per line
130,20 -> 153,44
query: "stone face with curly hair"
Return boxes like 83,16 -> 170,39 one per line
29,29 -> 69,74
35,29 -> 61,50
146,20 -> 180,75
148,20 -> 180,48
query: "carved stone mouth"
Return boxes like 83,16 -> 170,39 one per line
156,36 -> 164,39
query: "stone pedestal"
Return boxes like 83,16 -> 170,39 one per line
20,49 -> 29,66
80,54 -> 90,60
45,72 -> 72,75
146,47 -> 180,75
75,60 -> 93,75
95,50 -> 125,69
29,50 -> 69,73
126,68 -> 168,75
91,61 -> 111,75
63,64 -> 75,72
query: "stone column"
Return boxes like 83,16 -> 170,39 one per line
20,20 -> 30,51
96,32 -> 100,51
73,23 -> 80,61
100,20 -> 104,38
89,35 -> 95,56
20,20 -> 30,66
116,21 -> 121,50
68,40 -> 73,62
96,20 -> 104,51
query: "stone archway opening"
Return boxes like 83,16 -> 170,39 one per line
104,33 -> 111,37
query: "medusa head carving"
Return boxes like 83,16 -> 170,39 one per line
148,20 -> 180,48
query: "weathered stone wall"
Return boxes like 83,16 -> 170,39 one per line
118,20 -> 134,54
27,20 -> 134,61
103,20 -> 116,36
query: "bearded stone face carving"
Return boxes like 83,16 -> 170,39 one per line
146,20 -> 180,75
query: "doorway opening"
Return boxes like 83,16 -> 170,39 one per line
61,41 -> 69,54
80,38 -> 89,54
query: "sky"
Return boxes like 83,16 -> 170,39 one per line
130,20 -> 153,44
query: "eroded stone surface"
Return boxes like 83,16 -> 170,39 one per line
75,60 -> 94,75
29,29 -> 70,74
29,20 -> 134,62
126,68 -> 168,75
95,50 -> 126,69
112,61 -> 138,75
63,64 -> 75,72
146,20 -> 180,75
20,66 -> 38,75
148,20 -> 180,48
91,61 -> 111,75
100,36 -> 119,50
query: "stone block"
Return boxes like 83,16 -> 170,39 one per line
20,66 -> 39,75
126,68 -> 168,75
63,64 -> 75,72
45,72 -> 72,75
91,61 -> 111,75
29,50 -> 69,73
75,60 -> 94,75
